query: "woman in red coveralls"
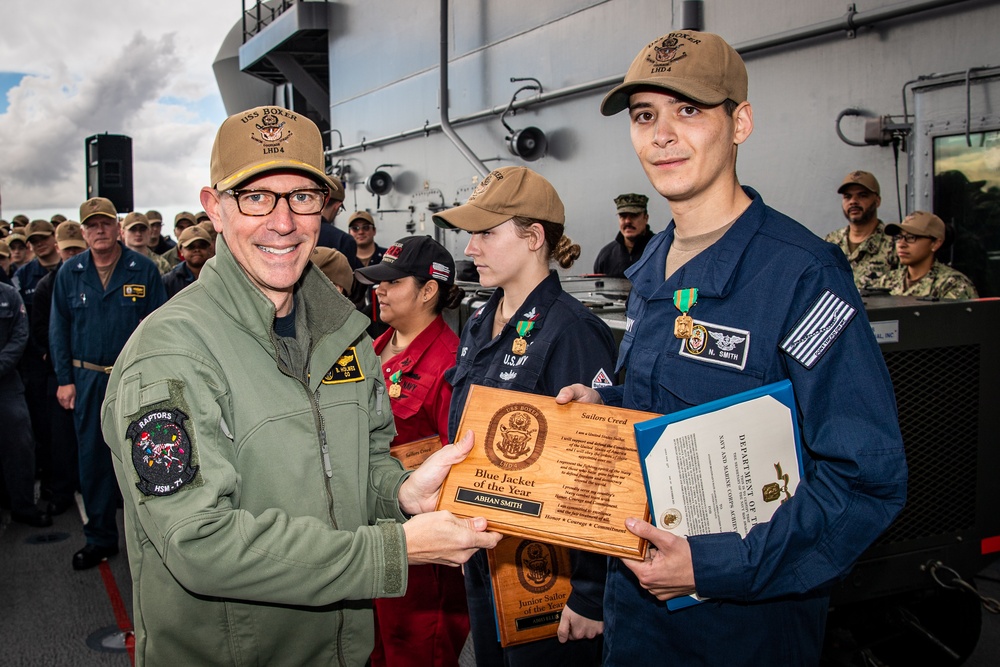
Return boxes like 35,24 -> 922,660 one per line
355,234 -> 469,667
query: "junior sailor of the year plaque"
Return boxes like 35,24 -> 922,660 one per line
488,536 -> 572,647
436,385 -> 655,560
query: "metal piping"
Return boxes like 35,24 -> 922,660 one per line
438,0 -> 489,177
735,0 -> 971,54
327,0 -> 975,157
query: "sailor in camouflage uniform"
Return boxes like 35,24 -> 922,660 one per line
824,170 -> 897,289
873,211 -> 978,299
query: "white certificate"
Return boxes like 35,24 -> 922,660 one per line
633,380 -> 803,609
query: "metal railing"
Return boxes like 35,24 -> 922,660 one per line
242,0 -> 300,43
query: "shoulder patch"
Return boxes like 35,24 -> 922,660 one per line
591,368 -> 613,388
780,289 -> 857,369
127,408 -> 198,496
322,346 -> 366,384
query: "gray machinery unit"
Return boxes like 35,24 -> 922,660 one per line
827,295 -> 1000,665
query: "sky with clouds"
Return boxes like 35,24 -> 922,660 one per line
0,2 -> 242,228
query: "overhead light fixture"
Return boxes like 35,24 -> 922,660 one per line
501,77 -> 547,162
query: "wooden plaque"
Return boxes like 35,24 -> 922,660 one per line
390,435 -> 442,470
437,385 -> 655,560
488,536 -> 572,647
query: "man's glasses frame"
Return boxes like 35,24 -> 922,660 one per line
224,187 -> 329,216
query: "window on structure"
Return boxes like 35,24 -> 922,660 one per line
933,130 -> 1000,297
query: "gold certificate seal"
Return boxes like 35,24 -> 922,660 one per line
660,509 -> 682,530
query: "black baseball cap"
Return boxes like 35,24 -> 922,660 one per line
354,235 -> 455,285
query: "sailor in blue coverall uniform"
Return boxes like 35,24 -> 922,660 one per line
557,32 -> 907,664
435,166 -> 617,666
50,197 -> 166,569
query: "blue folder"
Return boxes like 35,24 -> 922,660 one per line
632,379 -> 803,610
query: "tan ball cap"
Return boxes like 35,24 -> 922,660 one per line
178,225 -> 213,248
312,247 -> 354,293
122,212 -> 150,231
601,31 -> 748,116
80,197 -> 118,224
0,240 -> 10,257
210,105 -> 343,198
25,219 -> 56,241
837,170 -> 881,196
348,210 -> 375,226
174,211 -> 197,227
433,166 -> 565,232
885,211 -> 945,241
55,221 -> 88,250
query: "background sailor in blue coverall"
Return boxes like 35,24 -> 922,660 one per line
12,220 -> 63,508
557,31 -> 908,664
50,197 -> 166,570
434,166 -> 616,667
0,281 -> 51,527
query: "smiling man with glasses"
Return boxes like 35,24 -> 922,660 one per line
872,211 -> 978,299
100,105 -> 500,666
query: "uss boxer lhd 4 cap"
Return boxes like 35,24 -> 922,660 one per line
210,105 -> 343,198
432,166 -> 564,232
600,31 -> 748,115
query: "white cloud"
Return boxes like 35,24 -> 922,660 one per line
0,1 -> 239,227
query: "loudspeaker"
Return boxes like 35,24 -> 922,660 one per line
366,170 -> 394,196
506,126 -> 547,162
85,134 -> 133,213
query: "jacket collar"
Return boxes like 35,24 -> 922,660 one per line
627,186 -> 765,301
69,242 -> 148,293
199,236 -> 366,389
470,270 -> 563,334
374,314 -> 449,369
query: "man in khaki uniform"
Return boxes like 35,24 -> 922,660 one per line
824,170 -> 897,289
873,211 -> 978,299
159,212 -> 198,268
121,212 -> 172,274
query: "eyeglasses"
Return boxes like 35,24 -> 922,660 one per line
349,223 -> 374,232
224,188 -> 328,216
893,233 -> 932,244
184,241 -> 211,251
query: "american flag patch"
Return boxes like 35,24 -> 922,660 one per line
430,262 -> 451,281
779,290 -> 856,369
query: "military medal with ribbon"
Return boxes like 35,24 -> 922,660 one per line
512,315 -> 538,355
673,288 -> 698,339
388,370 -> 402,398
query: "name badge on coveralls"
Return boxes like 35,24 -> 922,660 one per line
322,347 -> 366,384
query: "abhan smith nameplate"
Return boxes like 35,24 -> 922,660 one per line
437,385 -> 655,560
